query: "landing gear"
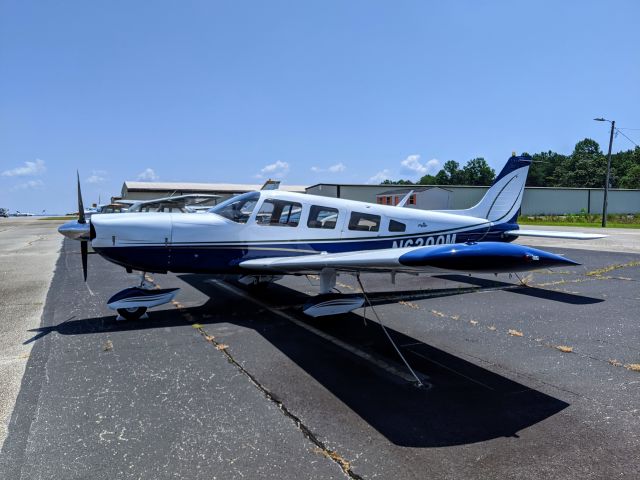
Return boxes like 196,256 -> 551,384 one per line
116,306 -> 148,321
107,270 -> 179,320
238,275 -> 283,291
319,268 -> 336,294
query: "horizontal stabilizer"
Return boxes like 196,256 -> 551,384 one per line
504,229 -> 607,240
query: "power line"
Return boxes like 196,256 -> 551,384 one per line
615,128 -> 639,148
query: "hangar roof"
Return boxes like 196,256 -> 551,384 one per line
122,181 -> 307,195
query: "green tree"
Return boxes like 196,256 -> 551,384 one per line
620,164 -> 640,189
527,151 -> 568,187
380,179 -> 414,185
614,146 -> 640,188
418,174 -> 437,184
554,138 -> 608,188
462,157 -> 495,185
433,160 -> 464,185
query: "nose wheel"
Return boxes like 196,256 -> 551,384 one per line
116,306 -> 148,321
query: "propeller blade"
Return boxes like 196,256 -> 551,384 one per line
81,240 -> 88,281
77,171 -> 86,224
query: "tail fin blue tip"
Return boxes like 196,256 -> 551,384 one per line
493,155 -> 533,185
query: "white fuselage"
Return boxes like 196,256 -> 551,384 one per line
89,191 -> 511,274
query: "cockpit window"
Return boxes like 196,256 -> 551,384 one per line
256,199 -> 302,227
209,192 -> 260,223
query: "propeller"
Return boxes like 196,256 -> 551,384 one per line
77,171 -> 88,281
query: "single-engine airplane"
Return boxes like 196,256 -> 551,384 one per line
59,155 -> 604,321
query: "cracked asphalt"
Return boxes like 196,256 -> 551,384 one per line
1,234 -> 640,479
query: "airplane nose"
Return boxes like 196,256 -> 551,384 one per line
88,213 -> 173,272
58,219 -> 91,241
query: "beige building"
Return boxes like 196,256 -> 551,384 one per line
117,181 -> 307,204
375,187 -> 453,209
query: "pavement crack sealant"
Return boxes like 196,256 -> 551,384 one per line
190,323 -> 364,480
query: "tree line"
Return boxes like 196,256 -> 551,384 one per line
381,139 -> 640,189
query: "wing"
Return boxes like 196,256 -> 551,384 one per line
504,229 -> 606,240
129,194 -> 222,212
239,241 -> 579,275
143,194 -> 222,205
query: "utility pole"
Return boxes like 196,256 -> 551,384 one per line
594,118 -> 615,227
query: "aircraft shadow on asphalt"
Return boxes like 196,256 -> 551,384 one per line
25,272 -> 574,448
433,274 -> 604,305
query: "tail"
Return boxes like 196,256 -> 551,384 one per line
440,154 -> 532,223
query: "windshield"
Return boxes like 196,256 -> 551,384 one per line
209,192 -> 260,223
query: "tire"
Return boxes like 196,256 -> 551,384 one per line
247,281 -> 269,292
117,307 -> 148,321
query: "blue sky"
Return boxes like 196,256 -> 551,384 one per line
1,0 -> 639,213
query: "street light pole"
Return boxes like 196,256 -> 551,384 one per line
594,118 -> 615,228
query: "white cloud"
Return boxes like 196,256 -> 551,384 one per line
400,154 -> 426,175
424,158 -> 441,174
366,153 -> 441,184
311,162 -> 346,174
256,160 -> 289,179
86,170 -> 107,184
10,179 -> 44,191
399,154 -> 440,178
367,169 -> 391,184
137,168 -> 159,181
2,159 -> 46,177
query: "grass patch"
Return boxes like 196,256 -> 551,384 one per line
518,212 -> 640,229
39,216 -> 77,221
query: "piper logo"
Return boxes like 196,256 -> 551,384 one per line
392,234 -> 456,248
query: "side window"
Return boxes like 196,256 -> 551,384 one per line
389,219 -> 406,232
307,205 -> 339,229
348,212 -> 381,232
256,199 -> 302,227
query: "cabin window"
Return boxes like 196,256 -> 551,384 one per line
307,205 -> 339,229
389,219 -> 406,232
348,212 -> 381,232
209,192 -> 259,223
256,199 -> 302,227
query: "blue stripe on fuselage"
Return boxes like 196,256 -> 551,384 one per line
93,224 -> 516,274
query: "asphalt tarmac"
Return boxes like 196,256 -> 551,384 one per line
1,232 -> 640,479
0,218 -> 61,448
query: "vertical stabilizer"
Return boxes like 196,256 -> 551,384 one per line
439,155 -> 532,223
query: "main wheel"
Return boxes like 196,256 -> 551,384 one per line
247,281 -> 270,292
117,307 -> 148,321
